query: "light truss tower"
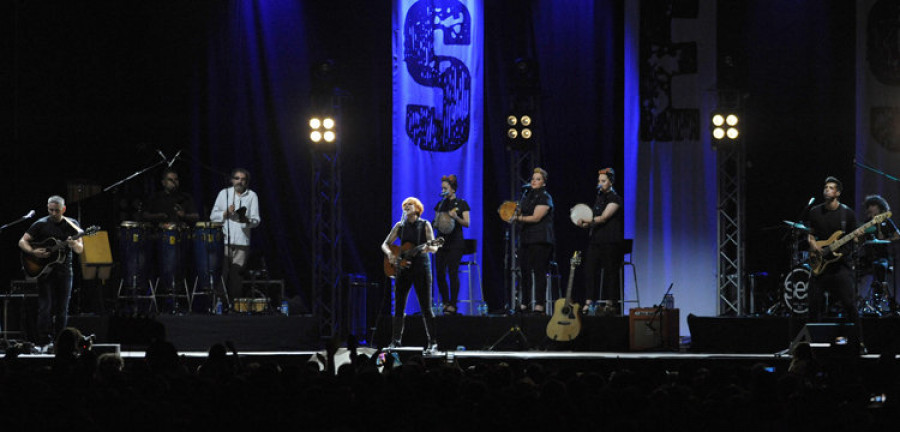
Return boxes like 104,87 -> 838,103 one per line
311,94 -> 342,339
716,140 -> 744,315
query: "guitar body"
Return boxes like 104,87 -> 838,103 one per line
809,230 -> 843,275
20,225 -> 100,281
383,237 -> 445,278
547,297 -> 582,341
384,243 -> 414,278
546,251 -> 583,341
21,238 -> 68,280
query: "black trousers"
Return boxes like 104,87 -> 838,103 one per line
808,263 -> 863,342
435,246 -> 464,306
392,258 -> 436,345
581,242 -> 622,304
519,243 -> 552,307
37,265 -> 73,344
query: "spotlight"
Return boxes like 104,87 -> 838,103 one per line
710,111 -> 740,144
505,112 -> 536,151
309,115 -> 337,145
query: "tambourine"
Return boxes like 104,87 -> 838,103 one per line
570,203 -> 592,227
497,200 -> 518,221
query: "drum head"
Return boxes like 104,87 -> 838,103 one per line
570,203 -> 592,226
783,265 -> 810,315
434,212 -> 456,235
497,201 -> 518,221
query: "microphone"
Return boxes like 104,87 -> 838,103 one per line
440,190 -> 449,197
167,150 -> 182,168
807,197 -> 815,207
400,210 -> 408,226
23,210 -> 35,219
156,149 -> 168,163
521,183 -> 531,190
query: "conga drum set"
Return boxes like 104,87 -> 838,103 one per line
116,220 -> 229,314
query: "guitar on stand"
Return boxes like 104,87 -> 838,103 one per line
809,212 -> 891,276
21,225 -> 100,280
546,251 -> 583,341
383,237 -> 445,279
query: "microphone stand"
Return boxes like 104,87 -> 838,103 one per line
1,211 -> 36,347
646,283 -> 674,350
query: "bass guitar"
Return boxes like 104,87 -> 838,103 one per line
546,251 -> 583,342
383,237 -> 445,278
809,211 -> 891,275
21,225 -> 100,280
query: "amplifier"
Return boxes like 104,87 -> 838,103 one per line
629,307 -> 679,351
9,280 -> 37,296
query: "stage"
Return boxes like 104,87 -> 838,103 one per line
0,312 -> 889,356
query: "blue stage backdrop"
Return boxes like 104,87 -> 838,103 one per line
392,0 -> 484,314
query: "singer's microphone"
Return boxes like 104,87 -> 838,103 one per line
807,197 -> 815,206
168,150 -> 182,168
23,210 -> 35,219
521,183 -> 531,190
156,149 -> 167,162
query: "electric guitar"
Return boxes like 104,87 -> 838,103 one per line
21,225 -> 100,280
383,237 -> 445,278
809,211 -> 891,275
546,251 -> 583,342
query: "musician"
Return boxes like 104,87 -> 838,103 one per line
861,194 -> 899,303
18,196 -> 84,348
210,168 -> 261,306
577,168 -> 623,315
142,168 -> 199,224
433,174 -> 470,315
509,168 -> 555,314
805,176 -> 865,353
381,197 -> 440,350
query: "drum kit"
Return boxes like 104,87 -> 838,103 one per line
773,219 -> 898,316
116,220 -> 264,314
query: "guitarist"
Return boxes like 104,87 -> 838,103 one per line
805,176 -> 865,353
381,197 -> 441,350
18,195 -> 84,349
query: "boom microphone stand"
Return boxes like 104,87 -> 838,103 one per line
1,210 -> 37,347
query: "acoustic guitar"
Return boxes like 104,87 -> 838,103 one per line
546,251 -> 583,342
383,237 -> 445,278
21,225 -> 100,280
809,211 -> 891,275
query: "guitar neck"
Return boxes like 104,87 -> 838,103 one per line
831,219 -> 878,250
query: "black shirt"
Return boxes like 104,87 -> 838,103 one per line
590,189 -> 623,244
145,190 -> 196,223
519,187 -> 555,245
806,202 -> 857,268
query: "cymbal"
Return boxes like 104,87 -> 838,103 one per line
783,220 -> 810,232
864,239 -> 891,246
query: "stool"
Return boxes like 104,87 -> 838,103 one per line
619,239 -> 640,313
545,261 -> 560,314
458,239 -> 483,315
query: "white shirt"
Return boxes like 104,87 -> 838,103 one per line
210,187 -> 260,246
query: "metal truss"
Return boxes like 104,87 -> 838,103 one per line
716,141 -> 745,315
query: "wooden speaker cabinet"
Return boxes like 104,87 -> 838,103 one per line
629,307 -> 679,351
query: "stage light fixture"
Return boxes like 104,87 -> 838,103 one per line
309,115 -> 337,145
710,111 -> 740,144
505,112 -> 536,151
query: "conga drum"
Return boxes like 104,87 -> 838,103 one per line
118,221 -> 154,290
157,222 -> 187,292
193,222 -> 224,290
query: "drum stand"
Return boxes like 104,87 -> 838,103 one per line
116,234 -> 157,315
189,236 -> 228,314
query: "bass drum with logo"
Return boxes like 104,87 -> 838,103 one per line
782,264 -> 810,315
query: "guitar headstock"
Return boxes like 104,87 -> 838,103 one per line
82,225 -> 100,237
875,211 -> 893,224
431,237 -> 445,247
570,250 -> 582,267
